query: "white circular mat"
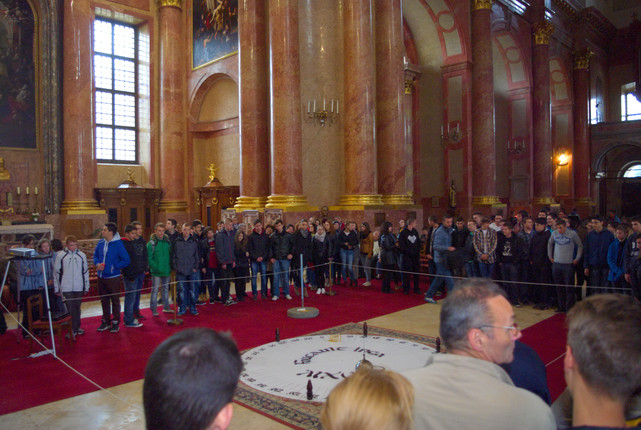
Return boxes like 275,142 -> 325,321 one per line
240,334 -> 433,402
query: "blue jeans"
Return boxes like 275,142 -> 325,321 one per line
553,263 -> 575,312
340,248 -> 356,282
500,262 -> 521,304
425,262 -> 453,298
177,271 -> 200,313
123,277 -> 138,325
479,262 -> 495,278
272,259 -> 291,297
465,261 -> 479,277
251,261 -> 267,295
134,273 -> 144,315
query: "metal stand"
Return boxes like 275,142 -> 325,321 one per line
326,260 -> 336,296
0,256 -> 57,358
167,280 -> 183,326
287,254 -> 319,319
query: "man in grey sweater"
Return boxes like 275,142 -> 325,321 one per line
547,219 -> 583,313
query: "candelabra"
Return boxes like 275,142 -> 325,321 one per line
507,138 -> 526,155
306,98 -> 339,126
440,122 -> 461,145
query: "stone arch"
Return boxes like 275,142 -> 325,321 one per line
188,72 -> 239,125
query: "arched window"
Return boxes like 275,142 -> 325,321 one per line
623,164 -> 641,178
621,83 -> 641,122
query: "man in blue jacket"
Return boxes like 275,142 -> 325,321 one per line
424,214 -> 455,303
94,222 -> 130,333
583,215 -> 614,296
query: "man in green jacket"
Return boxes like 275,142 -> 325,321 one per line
147,222 -> 172,316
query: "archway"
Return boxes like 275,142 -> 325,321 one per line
593,143 -> 641,216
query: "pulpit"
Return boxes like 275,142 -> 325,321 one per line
95,187 -> 162,238
194,165 -> 239,228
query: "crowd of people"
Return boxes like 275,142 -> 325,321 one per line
421,208 -> 641,312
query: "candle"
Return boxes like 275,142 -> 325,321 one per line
447,123 -> 450,133
336,100 -> 339,114
26,186 -> 29,195
7,192 -> 12,206
331,100 -> 334,113
307,100 -> 310,113
441,125 -> 444,136
35,187 -> 38,195
313,100 -> 316,112
457,123 -> 459,133
323,98 -> 326,111
17,187 -> 20,194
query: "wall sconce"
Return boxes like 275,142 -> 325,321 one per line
555,148 -> 571,166
440,122 -> 461,145
507,138 -> 526,155
306,98 -> 339,126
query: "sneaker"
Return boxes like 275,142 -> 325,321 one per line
225,298 -> 237,306
363,281 -> 371,287
162,308 -> 174,313
177,310 -> 186,316
262,293 -> 268,300
253,295 -> 258,301
75,328 -> 85,336
134,313 -> 146,320
190,310 -> 199,316
195,300 -> 206,306
424,296 -> 437,304
97,322 -> 110,332
110,322 -> 120,333
125,320 -> 143,328
272,295 -> 279,301
316,288 -> 322,295
285,294 -> 292,300
152,311 -> 159,317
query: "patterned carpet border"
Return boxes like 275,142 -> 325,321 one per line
233,323 -> 438,429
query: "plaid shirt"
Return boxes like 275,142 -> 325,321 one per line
473,228 -> 498,264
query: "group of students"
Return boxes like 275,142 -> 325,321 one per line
421,208 -> 641,313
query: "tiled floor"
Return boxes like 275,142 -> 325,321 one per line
0,295 -> 554,429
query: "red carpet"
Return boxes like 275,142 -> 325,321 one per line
0,281 -> 425,415
520,313 -> 568,401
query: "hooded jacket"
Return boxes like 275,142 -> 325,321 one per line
147,233 -> 172,277
122,236 -> 148,280
93,232 -> 130,279
173,234 -> 200,276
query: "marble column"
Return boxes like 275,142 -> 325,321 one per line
235,0 -> 269,210
265,0 -> 309,208
531,20 -> 555,207
158,0 -> 188,213
470,0 -> 500,206
573,49 -> 593,206
340,0 -> 382,207
60,0 -> 102,214
376,0 -> 412,206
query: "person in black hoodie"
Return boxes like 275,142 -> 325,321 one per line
529,218 -> 553,309
292,219 -> 313,296
398,218 -> 422,294
379,222 -> 397,294
174,223 -> 201,315
497,221 -> 527,306
247,220 -> 271,300
233,230 -> 249,302
199,227 -> 218,303
270,220 -> 293,300
312,224 -> 332,294
122,224 -> 148,328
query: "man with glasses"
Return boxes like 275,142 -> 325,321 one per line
403,278 -> 555,429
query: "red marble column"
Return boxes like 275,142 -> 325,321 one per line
60,0 -> 102,214
375,0 -> 411,206
470,0 -> 499,206
531,21 -> 555,207
235,0 -> 269,210
158,0 -> 187,213
340,0 -> 382,207
573,50 -> 593,206
265,0 -> 308,208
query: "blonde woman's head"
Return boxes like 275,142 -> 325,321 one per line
321,369 -> 414,430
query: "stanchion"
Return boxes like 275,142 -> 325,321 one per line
287,254 -> 319,319
326,260 -> 336,296
167,281 -> 183,326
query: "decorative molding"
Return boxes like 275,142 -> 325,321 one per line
532,196 -> 557,205
338,194 -> 385,207
234,196 -> 268,211
472,0 -> 493,11
158,0 -> 182,8
471,196 -> 501,206
573,48 -> 594,70
533,21 -> 555,45
404,78 -> 415,95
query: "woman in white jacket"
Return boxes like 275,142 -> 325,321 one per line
54,236 -> 89,336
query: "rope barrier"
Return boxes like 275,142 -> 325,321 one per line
0,299 -> 143,412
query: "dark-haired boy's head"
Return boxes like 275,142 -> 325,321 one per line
144,328 -> 243,430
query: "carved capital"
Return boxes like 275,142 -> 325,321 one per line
404,78 -> 415,95
573,48 -> 594,70
472,0 -> 492,11
533,21 -> 555,45
158,0 -> 182,9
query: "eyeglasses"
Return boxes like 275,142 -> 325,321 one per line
478,323 -> 520,337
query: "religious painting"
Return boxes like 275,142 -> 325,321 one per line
242,210 -> 259,228
264,209 -> 283,227
0,0 -> 37,149
221,208 -> 236,224
192,0 -> 238,69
